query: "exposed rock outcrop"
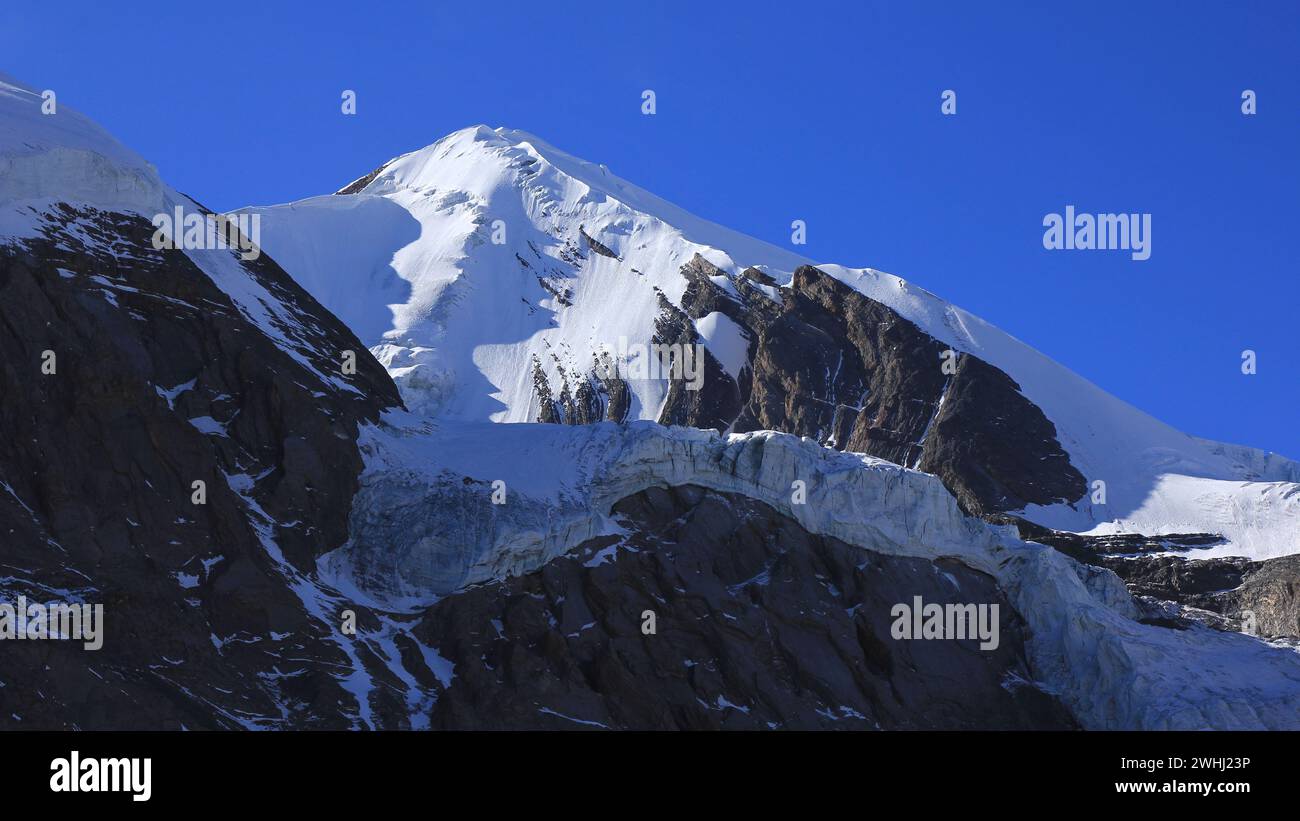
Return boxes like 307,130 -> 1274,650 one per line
1101,554 -> 1300,639
0,204 -> 401,729
659,257 -> 1087,516
1003,516 -> 1300,640
419,485 -> 1075,730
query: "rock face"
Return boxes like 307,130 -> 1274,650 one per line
514,250 -> 1086,517
642,257 -> 1086,516
530,353 -> 629,425
1003,518 -> 1228,558
338,419 -> 1300,730
0,204 -> 401,729
2,89 -> 1295,733
418,486 -> 1075,730
1231,556 -> 1300,638
1004,517 -> 1300,640
1100,554 -> 1300,639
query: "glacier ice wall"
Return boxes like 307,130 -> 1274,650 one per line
326,417 -> 1300,730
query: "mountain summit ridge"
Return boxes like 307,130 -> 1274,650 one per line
243,125 -> 1300,560
0,71 -> 1297,730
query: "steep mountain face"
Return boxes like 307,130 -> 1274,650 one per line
0,206 -> 403,728
664,256 -> 1085,515
1000,517 -> 1300,640
0,76 -> 414,728
331,416 -> 1300,729
243,125 -> 1300,560
236,123 -> 1300,728
3,73 -> 1298,732
1100,553 -> 1300,638
419,485 -> 1075,730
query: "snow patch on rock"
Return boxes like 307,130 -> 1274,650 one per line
694,311 -> 749,379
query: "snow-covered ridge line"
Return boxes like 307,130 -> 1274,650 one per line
243,124 -> 1299,557
0,74 -> 368,400
365,125 -> 812,272
331,418 -> 1300,730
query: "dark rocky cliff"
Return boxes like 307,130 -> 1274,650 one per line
590,255 -> 1087,517
0,204 -> 400,728
418,485 -> 1075,730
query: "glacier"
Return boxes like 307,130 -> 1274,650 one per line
242,124 -> 1300,560
5,66 -> 1297,731
326,413 -> 1300,729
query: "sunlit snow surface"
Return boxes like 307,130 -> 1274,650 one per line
244,125 -> 1299,560
2,70 -> 1298,729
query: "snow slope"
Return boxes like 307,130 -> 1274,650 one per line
5,72 -> 1296,728
240,125 -> 807,421
242,125 -> 1300,559
0,73 -> 357,396
0,73 -> 422,727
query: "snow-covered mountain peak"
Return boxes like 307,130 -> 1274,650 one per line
246,123 -> 825,423
342,123 -> 811,273
244,125 -> 1300,559
345,125 -> 522,197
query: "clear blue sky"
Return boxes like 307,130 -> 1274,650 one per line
4,1 -> 1296,458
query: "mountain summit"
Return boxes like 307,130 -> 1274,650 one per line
3,77 -> 1298,730
243,125 -> 1300,560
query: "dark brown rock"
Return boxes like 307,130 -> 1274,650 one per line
668,257 -> 1086,515
0,204 -> 401,729
417,485 -> 1077,730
